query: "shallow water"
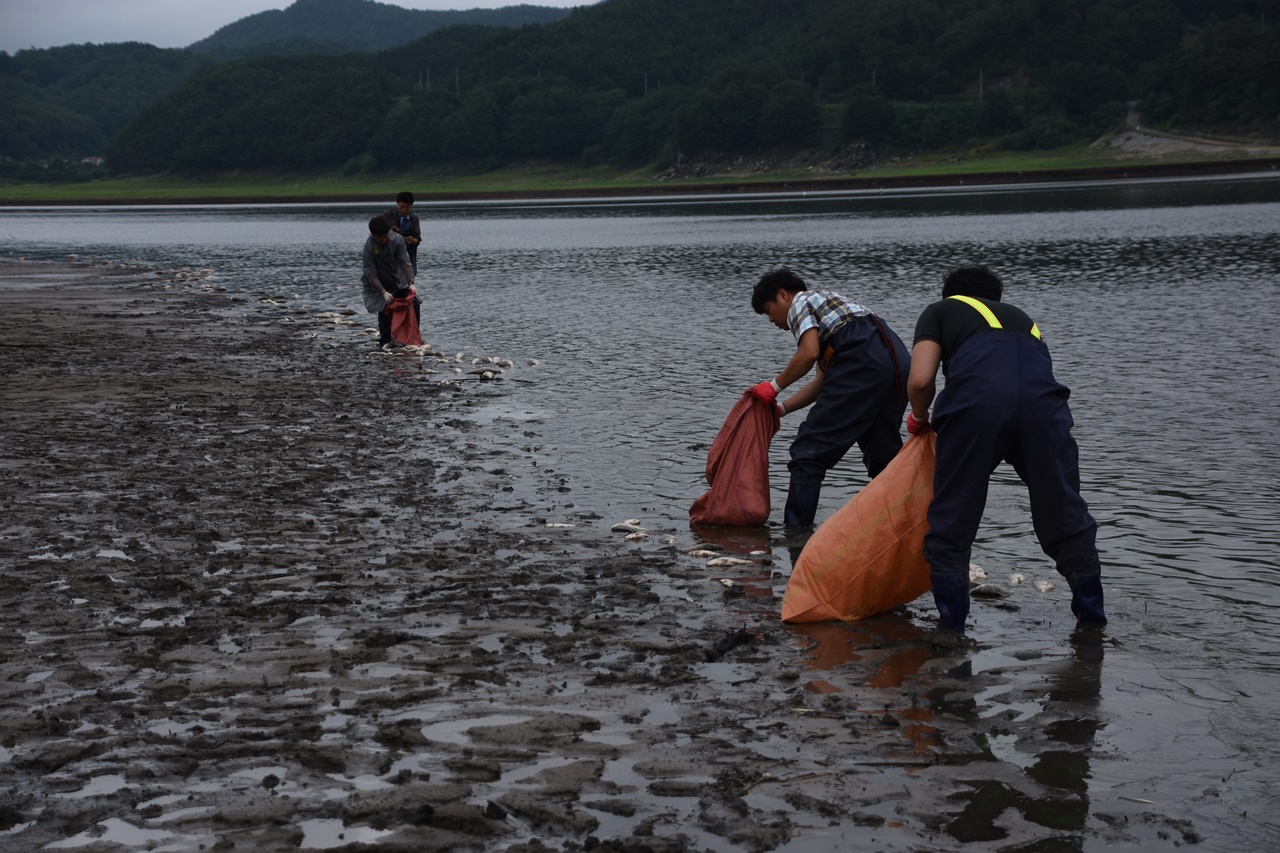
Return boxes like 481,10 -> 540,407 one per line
4,172 -> 1280,847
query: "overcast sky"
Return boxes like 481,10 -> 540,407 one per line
0,1 -> 592,54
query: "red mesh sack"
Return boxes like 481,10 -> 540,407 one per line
690,392 -> 780,527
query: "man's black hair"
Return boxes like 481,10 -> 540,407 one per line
942,265 -> 1003,301
752,268 -> 808,314
368,216 -> 391,235
396,191 -> 415,205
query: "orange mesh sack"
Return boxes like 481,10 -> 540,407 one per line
689,392 -> 781,527
781,433 -> 935,622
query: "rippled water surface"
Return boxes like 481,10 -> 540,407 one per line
5,172 -> 1280,846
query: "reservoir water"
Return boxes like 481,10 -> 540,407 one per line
3,172 -> 1279,848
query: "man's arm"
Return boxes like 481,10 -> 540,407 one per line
907,339 -> 942,419
774,328 -> 820,390
780,368 -> 823,414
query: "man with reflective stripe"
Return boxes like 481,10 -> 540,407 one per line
906,265 -> 1106,633
750,268 -> 911,528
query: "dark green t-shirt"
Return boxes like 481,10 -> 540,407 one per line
913,296 -> 1039,365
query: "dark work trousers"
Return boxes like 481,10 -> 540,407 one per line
378,296 -> 422,345
785,314 -> 910,527
924,331 -> 1101,580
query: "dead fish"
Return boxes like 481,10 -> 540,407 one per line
625,532 -> 648,541
686,549 -> 720,558
545,522 -> 575,529
1033,579 -> 1055,592
480,371 -> 496,381
611,520 -> 643,533
969,563 -> 988,581
970,583 -> 1007,599
706,556 -> 756,568
1008,572 -> 1025,584
493,358 -> 514,368
717,578 -> 736,587
526,358 -> 539,366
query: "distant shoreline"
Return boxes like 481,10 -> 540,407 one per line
4,157 -> 1278,207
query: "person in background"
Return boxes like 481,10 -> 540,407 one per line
906,265 -> 1106,634
383,191 -> 422,275
750,268 -> 910,528
361,216 -> 417,349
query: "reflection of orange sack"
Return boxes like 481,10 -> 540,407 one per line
781,433 -> 935,623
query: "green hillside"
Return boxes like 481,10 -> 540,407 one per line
4,0 -> 1278,183
109,0 -> 1280,176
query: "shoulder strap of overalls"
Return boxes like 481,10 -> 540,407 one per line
947,295 -> 1040,339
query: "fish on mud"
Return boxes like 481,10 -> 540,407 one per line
545,522 -> 576,529
705,556 -> 757,568
611,519 -> 644,533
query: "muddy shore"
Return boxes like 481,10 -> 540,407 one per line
0,260 -> 1202,851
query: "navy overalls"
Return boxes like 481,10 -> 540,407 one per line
785,314 -> 911,527
925,301 -> 1100,583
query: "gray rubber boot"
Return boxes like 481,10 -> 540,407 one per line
931,573 -> 971,634
783,480 -> 822,529
1067,573 -> 1107,626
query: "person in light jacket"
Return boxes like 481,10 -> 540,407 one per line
361,216 -> 417,348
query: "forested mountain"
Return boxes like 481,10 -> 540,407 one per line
4,0 -> 1278,180
107,0 -> 1280,176
189,0 -> 572,58
0,43 -> 210,170
0,0 -> 570,175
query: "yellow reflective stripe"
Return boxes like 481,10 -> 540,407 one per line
948,295 -> 1001,328
948,295 -> 1042,340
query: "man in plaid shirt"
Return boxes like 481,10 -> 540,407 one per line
750,268 -> 911,528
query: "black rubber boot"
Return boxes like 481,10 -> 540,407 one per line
783,480 -> 822,529
931,573 -> 971,634
1067,573 -> 1107,626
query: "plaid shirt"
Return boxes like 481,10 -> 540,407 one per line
786,290 -> 871,346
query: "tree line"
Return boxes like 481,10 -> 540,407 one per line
4,0 -> 1278,179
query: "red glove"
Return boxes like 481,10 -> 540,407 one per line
750,380 -> 779,406
906,411 -> 930,436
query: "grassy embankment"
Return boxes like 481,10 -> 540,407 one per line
1,144 -> 1276,204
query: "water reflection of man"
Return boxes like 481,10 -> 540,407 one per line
906,266 -> 1107,634
944,631 -> 1104,846
750,269 -> 911,529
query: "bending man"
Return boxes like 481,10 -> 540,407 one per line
906,265 -> 1106,633
361,216 -> 418,349
751,269 -> 910,528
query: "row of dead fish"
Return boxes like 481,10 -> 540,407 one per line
969,562 -> 1054,597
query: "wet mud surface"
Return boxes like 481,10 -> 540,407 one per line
0,260 -> 1217,850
